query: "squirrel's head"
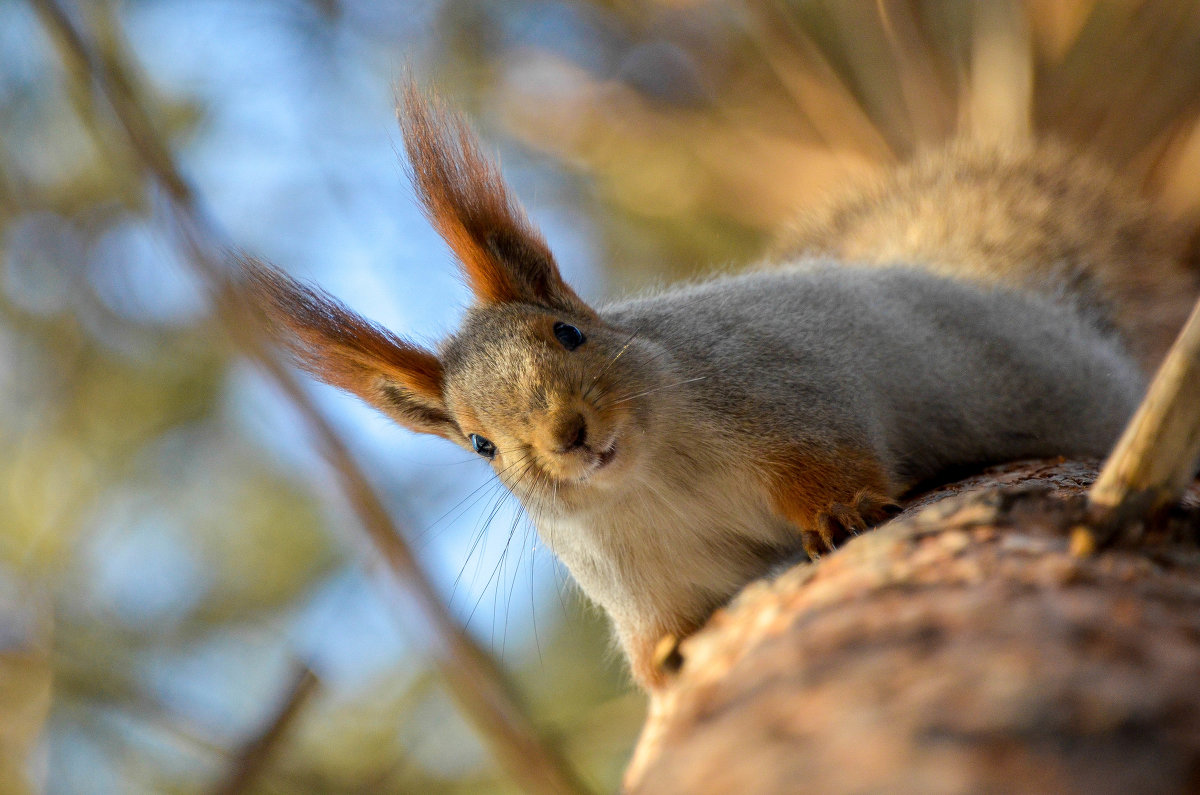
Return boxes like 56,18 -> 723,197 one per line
246,83 -> 667,505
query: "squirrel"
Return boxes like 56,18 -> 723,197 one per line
245,84 -> 1196,690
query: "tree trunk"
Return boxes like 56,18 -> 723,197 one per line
625,460 -> 1200,794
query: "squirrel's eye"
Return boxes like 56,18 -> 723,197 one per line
553,322 -> 585,351
469,434 -> 497,459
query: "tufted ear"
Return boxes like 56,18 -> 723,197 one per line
399,82 -> 592,314
242,258 -> 459,440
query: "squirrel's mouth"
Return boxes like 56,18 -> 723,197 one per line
541,439 -> 619,484
595,443 -> 618,470
542,414 -> 627,484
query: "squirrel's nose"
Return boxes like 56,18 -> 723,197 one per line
551,412 -> 588,453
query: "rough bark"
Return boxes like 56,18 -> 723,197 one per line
625,460 -> 1200,794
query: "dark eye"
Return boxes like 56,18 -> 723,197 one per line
553,322 -> 585,351
469,433 -> 496,459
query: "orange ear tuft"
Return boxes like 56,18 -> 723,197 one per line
398,81 -> 589,312
241,257 -> 457,439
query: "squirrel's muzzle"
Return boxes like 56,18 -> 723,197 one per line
531,402 -> 622,482
551,412 -> 588,453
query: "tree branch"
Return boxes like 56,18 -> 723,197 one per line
213,663 -> 319,795
627,460 -> 1200,793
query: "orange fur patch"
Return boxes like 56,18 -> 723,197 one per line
767,447 -> 896,555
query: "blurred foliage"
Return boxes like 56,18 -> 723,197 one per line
3,0 -> 1200,792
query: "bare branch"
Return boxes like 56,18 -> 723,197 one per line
1086,297 -> 1200,545
213,663 -> 319,795
627,460 -> 1200,793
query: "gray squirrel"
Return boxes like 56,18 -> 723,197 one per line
246,85 -> 1197,689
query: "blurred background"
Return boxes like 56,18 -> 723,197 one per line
4,1 -> 1200,792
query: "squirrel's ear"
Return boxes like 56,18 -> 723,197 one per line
399,82 -> 592,313
243,259 -> 459,440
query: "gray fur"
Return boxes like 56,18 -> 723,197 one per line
603,262 -> 1143,490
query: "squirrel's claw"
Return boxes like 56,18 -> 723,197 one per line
803,490 -> 901,561
801,530 -> 826,560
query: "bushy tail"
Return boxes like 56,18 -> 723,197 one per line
774,139 -> 1200,370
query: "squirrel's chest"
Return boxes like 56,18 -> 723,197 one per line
531,465 -> 799,633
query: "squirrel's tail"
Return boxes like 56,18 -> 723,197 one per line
774,139 -> 1200,370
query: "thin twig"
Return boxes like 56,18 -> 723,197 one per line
1084,296 -> 1200,548
214,662 -> 320,795
29,2 -> 590,792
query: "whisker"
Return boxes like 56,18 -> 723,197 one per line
504,467 -> 548,647
451,452 -> 536,606
528,517 -> 543,669
496,504 -> 526,651
502,468 -> 545,653
604,375 -> 710,407
451,480 -> 514,603
466,456 -> 541,631
589,290 -> 722,403
413,452 -> 531,548
526,467 -> 559,665
583,325 -> 643,401
639,345 -> 675,368
505,456 -> 560,660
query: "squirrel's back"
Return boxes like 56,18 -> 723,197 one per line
775,140 -> 1199,369
604,263 -> 1143,493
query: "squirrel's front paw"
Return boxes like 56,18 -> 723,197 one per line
802,489 -> 899,559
